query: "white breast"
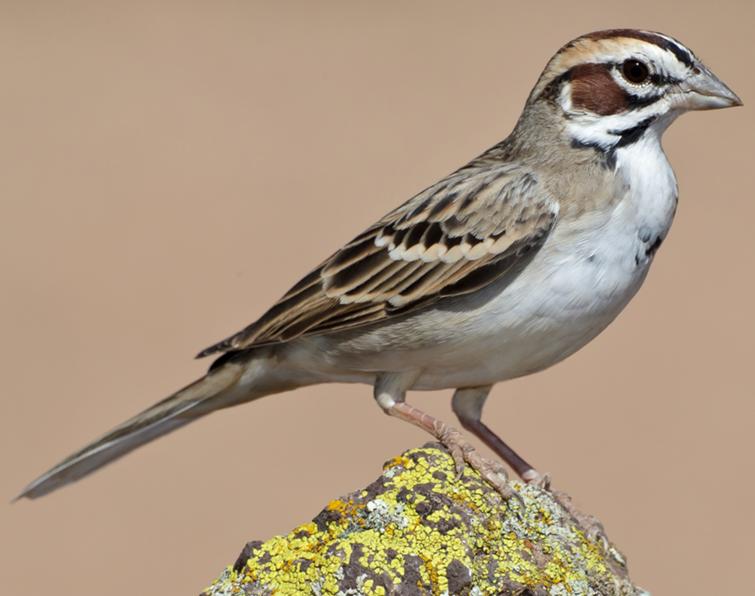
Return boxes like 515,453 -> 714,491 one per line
559,125 -> 678,299
612,126 -> 679,267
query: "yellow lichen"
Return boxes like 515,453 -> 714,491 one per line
205,446 -> 639,595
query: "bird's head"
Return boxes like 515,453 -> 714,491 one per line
525,29 -> 742,153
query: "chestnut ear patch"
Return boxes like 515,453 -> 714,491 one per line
569,63 -> 628,115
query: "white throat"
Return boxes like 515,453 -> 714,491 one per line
614,117 -> 678,234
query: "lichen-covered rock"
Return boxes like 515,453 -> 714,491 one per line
204,444 -> 645,595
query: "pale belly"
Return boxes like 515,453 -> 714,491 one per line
412,238 -> 654,388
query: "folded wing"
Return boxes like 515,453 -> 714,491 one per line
198,163 -> 559,357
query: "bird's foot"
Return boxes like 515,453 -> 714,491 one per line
383,400 -> 517,499
522,469 -> 550,489
520,469 -> 611,553
549,488 -> 612,553
434,422 -> 515,499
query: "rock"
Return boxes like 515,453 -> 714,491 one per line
203,444 -> 646,595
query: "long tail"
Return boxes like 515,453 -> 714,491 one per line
16,362 -> 246,500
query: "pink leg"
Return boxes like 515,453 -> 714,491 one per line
385,401 -> 514,497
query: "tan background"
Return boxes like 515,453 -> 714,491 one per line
1,1 -> 753,594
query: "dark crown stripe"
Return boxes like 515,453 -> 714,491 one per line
582,29 -> 694,68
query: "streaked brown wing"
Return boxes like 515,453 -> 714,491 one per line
197,163 -> 558,357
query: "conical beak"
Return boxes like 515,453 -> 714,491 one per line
673,62 -> 743,110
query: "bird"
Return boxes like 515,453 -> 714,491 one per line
18,29 -> 742,500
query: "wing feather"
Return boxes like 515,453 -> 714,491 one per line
197,163 -> 558,357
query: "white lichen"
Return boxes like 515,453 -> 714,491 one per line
363,498 -> 408,531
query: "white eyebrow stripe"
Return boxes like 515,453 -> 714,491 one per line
646,30 -> 696,66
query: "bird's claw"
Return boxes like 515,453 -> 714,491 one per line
434,423 -> 517,500
585,521 -> 611,553
523,470 -> 551,490
550,488 -> 611,552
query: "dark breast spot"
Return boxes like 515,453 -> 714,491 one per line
635,233 -> 664,266
646,236 -> 664,258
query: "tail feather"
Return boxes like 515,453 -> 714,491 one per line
16,364 -> 243,500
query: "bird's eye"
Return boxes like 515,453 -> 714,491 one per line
621,59 -> 650,84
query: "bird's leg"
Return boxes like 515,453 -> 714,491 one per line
452,386 -> 546,486
374,373 -> 513,497
453,387 -> 616,546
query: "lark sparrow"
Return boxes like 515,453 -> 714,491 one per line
19,29 -> 741,499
